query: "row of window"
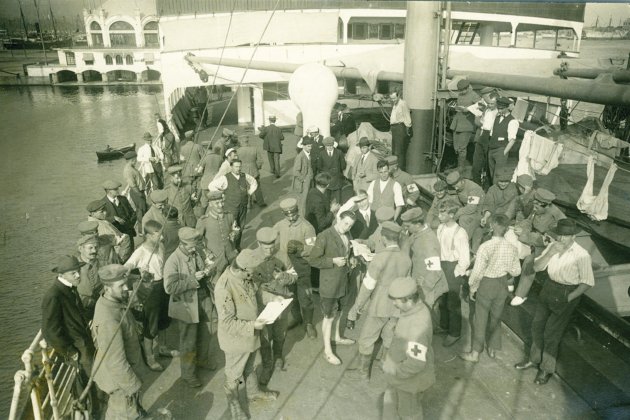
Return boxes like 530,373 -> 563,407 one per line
90,21 -> 158,31
347,22 -> 405,40
90,20 -> 159,47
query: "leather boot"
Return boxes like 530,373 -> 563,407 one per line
246,372 -> 278,401
143,338 -> 164,371
224,382 -> 247,420
344,354 -> 370,380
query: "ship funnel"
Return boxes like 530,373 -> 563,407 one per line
289,63 -> 338,137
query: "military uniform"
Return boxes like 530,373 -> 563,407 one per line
142,190 -> 168,232
447,173 -> 484,238
164,181 -> 197,228
450,82 -> 481,170
196,210 -> 238,284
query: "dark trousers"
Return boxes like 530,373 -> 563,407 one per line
259,311 -> 288,383
438,261 -> 463,338
471,275 -> 509,353
296,276 -> 314,325
471,132 -> 490,186
227,203 -> 248,250
128,187 -> 147,225
253,176 -> 266,205
326,188 -> 342,206
528,280 -> 580,373
267,151 -> 281,176
488,147 -> 507,184
178,293 -> 216,380
391,123 -> 409,171
142,280 -> 171,339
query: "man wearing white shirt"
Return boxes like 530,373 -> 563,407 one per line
487,97 -> 519,183
389,90 -> 412,171
137,132 -> 161,191
436,200 -> 470,347
471,92 -> 499,186
208,159 -> 258,250
367,160 -> 405,220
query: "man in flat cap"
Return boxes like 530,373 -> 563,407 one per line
259,115 -> 284,178
215,249 -> 278,419
123,150 -> 147,228
142,189 -> 168,233
487,97 -> 519,183
400,207 -> 448,310
76,234 -> 102,318
86,200 -> 132,262
196,190 -> 239,285
237,135 -> 267,208
209,159 -> 258,250
445,170 -> 484,238
425,179 -> 458,230
389,89 -> 412,171
450,79 -> 481,172
292,136 -> 314,215
78,219 -> 119,266
92,264 -> 148,419
179,130 -> 203,183
345,221 -> 411,381
353,137 -> 379,194
137,131 -> 162,191
100,179 -> 137,249
385,155 -> 421,210
367,160 -> 405,220
315,137 -> 347,205
164,227 -> 217,387
366,206 -> 396,253
164,165 -> 198,227
42,255 -> 94,378
252,227 -> 297,384
382,277 -> 435,419
511,188 -> 566,306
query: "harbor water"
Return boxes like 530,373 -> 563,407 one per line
0,39 -> 627,415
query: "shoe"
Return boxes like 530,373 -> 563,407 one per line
334,337 -> 356,346
459,352 -> 479,363
510,296 -> 527,306
147,359 -> 164,371
486,348 -> 496,359
274,358 -> 285,370
346,320 -> 355,330
508,285 -> 515,292
249,389 -> 279,401
324,353 -> 341,365
275,174 -> 281,179
184,376 -> 202,388
514,360 -> 536,370
443,335 -> 461,347
305,323 -> 317,339
258,202 -> 268,207
433,326 -> 448,336
158,346 -> 180,358
534,370 -> 553,385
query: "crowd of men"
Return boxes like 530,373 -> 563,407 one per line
40,100 -> 594,419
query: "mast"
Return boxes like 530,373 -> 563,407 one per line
48,0 -> 57,39
17,0 -> 29,57
33,0 -> 49,65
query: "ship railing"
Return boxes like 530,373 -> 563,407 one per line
9,330 -> 86,420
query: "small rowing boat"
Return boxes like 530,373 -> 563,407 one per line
96,144 -> 136,162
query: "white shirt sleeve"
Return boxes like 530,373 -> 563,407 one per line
392,181 -> 405,207
296,137 -> 304,149
208,175 -> 228,192
245,174 -> 258,195
453,228 -> 471,277
367,181 -> 375,205
508,119 -> 520,140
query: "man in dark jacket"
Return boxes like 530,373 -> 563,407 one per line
42,255 -> 94,376
100,180 -> 137,247
259,115 -> 284,178
315,137 -> 346,204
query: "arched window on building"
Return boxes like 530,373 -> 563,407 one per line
109,21 -> 136,47
105,54 -> 113,65
90,21 -> 103,46
125,54 -> 134,65
115,54 -> 123,65
143,21 -> 159,47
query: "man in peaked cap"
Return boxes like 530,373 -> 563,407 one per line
381,277 -> 435,420
123,150 -> 147,228
86,199 -> 133,263
142,189 -> 168,232
366,206 -> 396,253
353,137 -> 379,194
92,264 -> 148,419
386,155 -> 421,209
75,234 -> 102,319
215,248 -> 278,418
450,78 -> 481,171
426,178 -> 457,230
164,227 -> 217,388
399,207 -> 448,309
513,174 -> 535,220
444,170 -> 484,238
345,221 -> 411,381
100,179 -> 137,250
487,97 -> 519,183
42,255 -> 94,378
259,114 -> 284,178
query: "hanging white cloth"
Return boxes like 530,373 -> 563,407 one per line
512,130 -> 537,182
528,132 -> 563,175
576,155 -> 618,221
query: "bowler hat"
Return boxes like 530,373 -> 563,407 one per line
287,240 -> 304,255
142,132 -> 153,141
52,255 -> 85,273
301,136 -> 314,146
388,277 -> 418,299
98,264 -> 128,284
552,218 -> 580,236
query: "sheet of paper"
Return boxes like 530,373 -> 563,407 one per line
350,240 -> 374,261
256,298 -> 293,323
467,104 -> 483,117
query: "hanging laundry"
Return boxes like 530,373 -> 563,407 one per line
512,130 -> 536,182
527,132 -> 563,175
576,155 -> 618,221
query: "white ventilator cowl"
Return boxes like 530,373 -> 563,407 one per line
289,63 -> 338,137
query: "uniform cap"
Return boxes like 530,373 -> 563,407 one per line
256,227 -> 278,244
375,206 -> 395,222
207,190 -> 224,201
322,137 -> 335,146
78,220 -> 99,234
381,221 -> 402,235
301,136 -> 314,146
358,137 -> 370,147
124,151 -> 137,160
167,165 -> 183,175
142,132 -> 153,140
102,180 -> 122,190
222,128 -> 235,136
150,189 -> 168,203
457,79 -> 470,90
52,255 -> 85,273
495,168 -> 512,182
388,276 -> 418,299
178,227 -> 201,244
184,130 -> 194,138
400,207 -> 424,223
280,198 -> 298,212
268,115 -> 276,121
77,234 -> 98,246
516,174 -> 533,188
86,200 -> 106,213
433,179 -> 447,192
496,97 -> 511,109
534,188 -> 556,204
98,264 -> 128,284
225,147 -> 236,158
385,155 -> 398,165
307,126 -> 319,134
445,171 -> 462,186
236,248 -> 265,270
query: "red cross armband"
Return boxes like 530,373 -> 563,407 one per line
406,341 -> 428,362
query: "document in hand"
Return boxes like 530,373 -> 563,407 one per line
466,104 -> 483,117
350,240 -> 374,261
256,298 -> 293,324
